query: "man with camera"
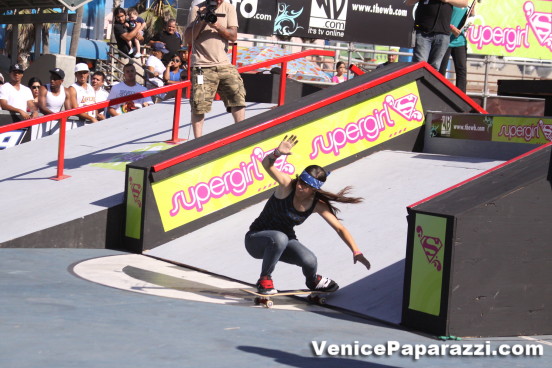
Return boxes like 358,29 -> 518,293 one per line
184,0 -> 246,139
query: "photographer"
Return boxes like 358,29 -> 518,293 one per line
184,0 -> 246,139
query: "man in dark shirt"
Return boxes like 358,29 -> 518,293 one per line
149,19 -> 183,64
113,7 -> 145,57
406,0 -> 468,70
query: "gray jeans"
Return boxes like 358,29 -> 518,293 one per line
245,230 -> 317,280
413,31 -> 451,70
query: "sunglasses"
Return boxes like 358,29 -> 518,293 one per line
172,59 -> 181,62
31,85 -> 41,89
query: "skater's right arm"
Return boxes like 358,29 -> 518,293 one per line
262,135 -> 299,192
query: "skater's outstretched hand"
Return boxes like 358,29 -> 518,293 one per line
275,135 -> 299,156
354,253 -> 371,270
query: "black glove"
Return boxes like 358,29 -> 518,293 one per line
354,253 -> 371,270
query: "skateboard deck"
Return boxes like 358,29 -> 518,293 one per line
241,288 -> 334,308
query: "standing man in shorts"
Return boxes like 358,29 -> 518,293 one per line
184,0 -> 246,138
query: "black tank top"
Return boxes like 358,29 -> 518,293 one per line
249,189 -> 317,240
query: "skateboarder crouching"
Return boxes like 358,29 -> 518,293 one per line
244,135 -> 371,295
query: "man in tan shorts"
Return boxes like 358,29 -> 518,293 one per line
184,0 -> 246,138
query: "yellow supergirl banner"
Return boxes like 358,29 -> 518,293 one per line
492,116 -> 552,144
466,0 -> 552,59
152,82 -> 424,232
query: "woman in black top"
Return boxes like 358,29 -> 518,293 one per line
245,135 -> 371,295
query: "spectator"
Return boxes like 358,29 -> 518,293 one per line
126,8 -> 146,58
406,0 -> 469,70
27,77 -> 43,112
0,64 -> 38,120
68,63 -> 98,123
145,43 -> 168,89
178,46 -> 189,75
107,63 -> 153,116
438,4 -> 475,93
184,0 -> 246,138
150,19 -> 183,64
91,71 -> 110,120
376,47 -> 400,69
331,61 -> 347,83
37,68 -> 71,136
38,68 -> 70,115
113,7 -> 145,58
163,53 -> 186,84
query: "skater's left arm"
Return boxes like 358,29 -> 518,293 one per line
316,202 -> 371,270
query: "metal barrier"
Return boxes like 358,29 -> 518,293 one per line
238,37 -> 552,110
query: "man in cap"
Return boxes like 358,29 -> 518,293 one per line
145,42 -> 169,90
36,68 -> 72,136
38,68 -> 70,116
0,64 -> 38,120
67,63 -> 98,123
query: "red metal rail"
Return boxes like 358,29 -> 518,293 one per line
0,48 -> 334,180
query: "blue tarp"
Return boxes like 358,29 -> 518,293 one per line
34,33 -> 109,60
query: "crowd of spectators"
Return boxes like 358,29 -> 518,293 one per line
0,6 -> 191,136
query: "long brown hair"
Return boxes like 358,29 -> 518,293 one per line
293,165 -> 363,219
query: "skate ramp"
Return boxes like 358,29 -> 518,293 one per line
148,150 -> 503,323
0,99 -> 275,248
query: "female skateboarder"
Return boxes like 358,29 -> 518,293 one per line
245,135 -> 371,295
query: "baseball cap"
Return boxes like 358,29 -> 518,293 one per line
152,43 -> 169,54
9,64 -> 24,73
75,63 -> 90,73
49,67 -> 65,79
178,46 -> 188,51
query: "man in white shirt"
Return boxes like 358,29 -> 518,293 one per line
91,71 -> 110,120
67,63 -> 98,123
107,63 -> 153,117
0,64 -> 38,120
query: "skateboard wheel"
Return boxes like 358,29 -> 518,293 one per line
307,295 -> 320,303
254,297 -> 261,305
318,297 -> 326,305
265,300 -> 274,308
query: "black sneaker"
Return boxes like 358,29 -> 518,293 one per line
256,275 -> 277,295
306,275 -> 339,292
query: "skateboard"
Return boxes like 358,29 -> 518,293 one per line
241,288 -> 334,308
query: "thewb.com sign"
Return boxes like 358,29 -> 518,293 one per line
230,0 -> 276,35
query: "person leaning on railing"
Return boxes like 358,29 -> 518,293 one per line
107,63 -> 153,117
0,64 -> 38,121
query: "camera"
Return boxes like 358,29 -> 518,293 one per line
198,0 -> 219,24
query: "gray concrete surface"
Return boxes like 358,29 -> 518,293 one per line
1,248 -> 550,368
